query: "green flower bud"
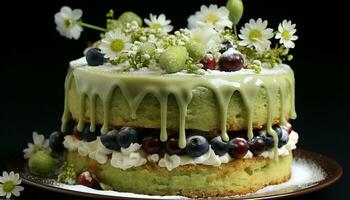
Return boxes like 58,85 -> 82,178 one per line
29,150 -> 58,176
186,42 -> 206,62
226,0 -> 244,25
118,11 -> 143,27
106,19 -> 123,31
159,46 -> 189,73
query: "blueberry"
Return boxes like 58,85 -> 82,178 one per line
210,136 -> 230,156
165,138 -> 183,155
100,130 -> 121,151
185,135 -> 209,157
49,131 -> 65,152
117,127 -> 141,148
82,126 -> 100,142
262,135 -> 275,149
278,130 -> 289,148
219,41 -> 234,53
86,48 -> 104,66
272,124 -> 283,139
248,136 -> 266,156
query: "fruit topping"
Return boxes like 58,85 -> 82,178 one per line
49,131 -> 65,152
86,48 -> 105,66
118,11 -> 143,26
142,136 -> 162,154
282,122 -> 293,134
77,171 -> 98,188
228,138 -> 249,159
117,127 -> 141,148
159,46 -> 189,73
200,54 -> 217,70
248,136 -> 266,155
186,42 -> 205,61
218,48 -> 244,72
210,136 -> 230,156
272,124 -> 283,139
185,135 -> 209,157
278,129 -> 289,148
165,138 -> 183,155
100,130 -> 121,151
82,126 -> 100,142
73,126 -> 82,140
28,150 -> 58,176
262,134 -> 274,149
219,40 -> 234,53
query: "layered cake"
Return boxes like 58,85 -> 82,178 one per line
24,0 -> 299,197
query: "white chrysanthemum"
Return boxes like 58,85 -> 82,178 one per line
54,6 -> 83,40
188,4 -> 232,31
23,132 -> 50,159
238,18 -> 274,52
0,171 -> 24,199
144,14 -> 173,33
99,28 -> 132,60
190,26 -> 221,51
275,20 -> 298,48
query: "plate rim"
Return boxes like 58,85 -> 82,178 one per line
9,149 -> 343,200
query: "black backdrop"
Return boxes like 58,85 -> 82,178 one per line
0,0 -> 348,199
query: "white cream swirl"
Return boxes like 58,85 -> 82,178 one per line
110,143 -> 147,170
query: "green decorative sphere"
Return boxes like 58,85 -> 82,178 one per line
159,46 -> 189,73
118,11 -> 143,27
226,0 -> 244,25
28,150 -> 58,176
186,42 -> 206,61
106,19 -> 123,30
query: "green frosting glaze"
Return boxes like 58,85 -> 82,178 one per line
61,60 -> 296,158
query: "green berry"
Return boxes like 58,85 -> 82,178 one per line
118,11 -> 143,27
139,42 -> 156,55
28,150 -> 58,176
226,0 -> 244,25
186,42 -> 205,61
106,19 -> 123,30
159,46 -> 189,73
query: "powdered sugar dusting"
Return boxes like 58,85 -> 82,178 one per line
55,157 -> 326,199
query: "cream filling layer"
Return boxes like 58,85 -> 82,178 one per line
63,131 -> 298,171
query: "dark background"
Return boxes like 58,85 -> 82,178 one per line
0,0 -> 348,199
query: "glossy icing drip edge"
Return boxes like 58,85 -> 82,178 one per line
61,64 -> 296,159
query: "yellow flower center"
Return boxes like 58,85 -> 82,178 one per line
204,13 -> 219,24
3,181 -> 15,193
64,19 -> 74,27
192,35 -> 204,44
110,39 -> 125,52
249,29 -> 262,42
282,30 -> 290,40
150,23 -> 162,29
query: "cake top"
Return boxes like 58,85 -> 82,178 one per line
54,0 -> 298,75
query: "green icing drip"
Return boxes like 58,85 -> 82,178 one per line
61,64 -> 296,155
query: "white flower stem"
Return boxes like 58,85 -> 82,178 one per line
79,22 -> 107,32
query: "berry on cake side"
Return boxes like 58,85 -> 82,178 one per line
23,0 -> 300,197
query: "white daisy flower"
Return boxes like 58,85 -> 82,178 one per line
99,28 -> 132,60
188,4 -> 233,31
0,171 -> 24,199
238,18 -> 274,52
23,132 -> 50,159
144,14 -> 173,33
190,26 -> 221,51
275,20 -> 298,48
54,6 -> 83,40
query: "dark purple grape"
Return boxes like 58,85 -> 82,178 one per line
229,138 -> 249,159
165,138 -> 183,155
142,136 -> 161,154
218,48 -> 244,72
248,136 -> 266,155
